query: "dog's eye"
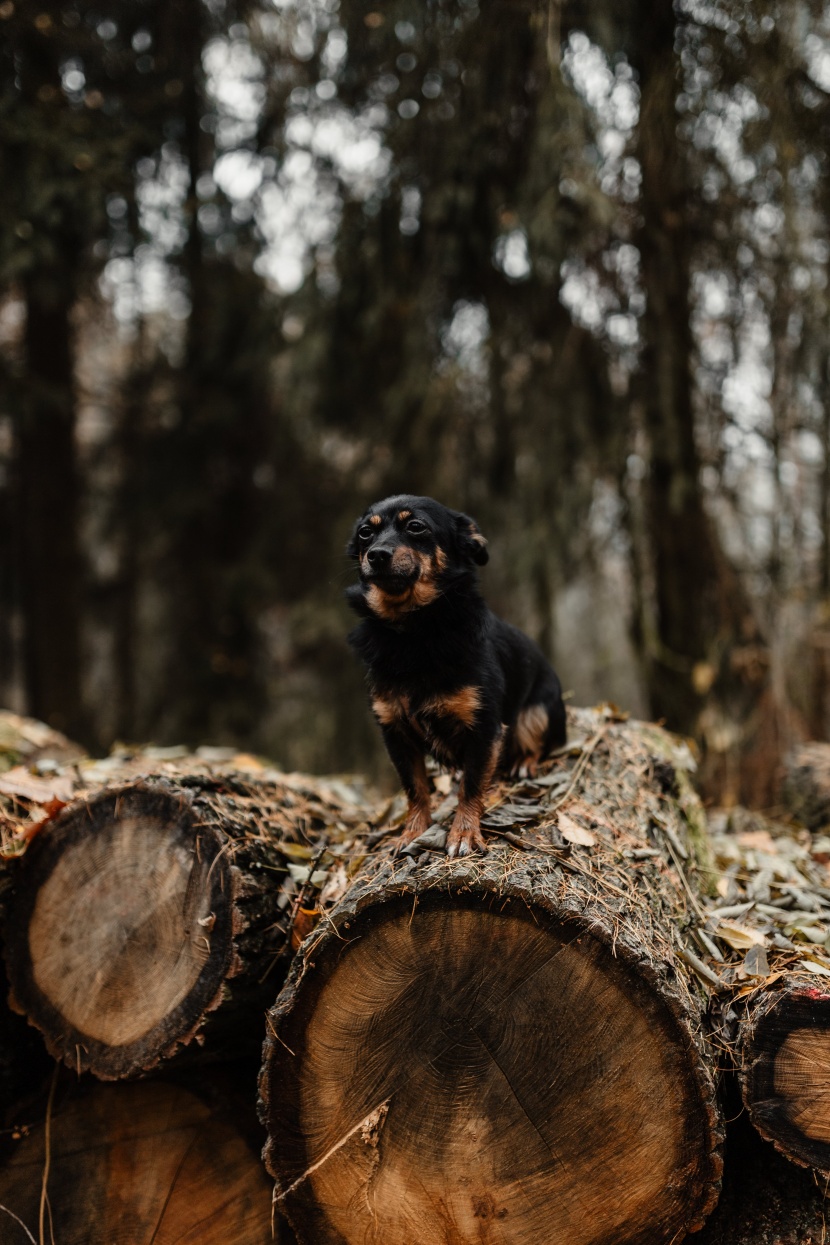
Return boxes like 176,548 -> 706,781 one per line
406,519 -> 428,535
357,525 -> 374,541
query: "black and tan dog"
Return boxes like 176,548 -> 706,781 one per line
346,495 -> 566,857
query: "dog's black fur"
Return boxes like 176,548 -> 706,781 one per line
346,494 -> 566,857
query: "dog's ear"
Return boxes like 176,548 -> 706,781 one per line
346,517 -> 363,560
454,511 -> 489,566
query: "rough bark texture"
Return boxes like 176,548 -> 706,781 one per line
0,1075 -> 274,1244
260,708 -> 723,1245
2,753 -> 377,1078
782,742 -> 830,831
691,808 -> 830,1175
738,986 -> 830,1175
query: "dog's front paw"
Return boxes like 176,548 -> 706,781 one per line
446,819 -> 487,859
393,808 -> 431,856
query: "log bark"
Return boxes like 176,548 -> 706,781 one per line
738,985 -> 830,1174
260,708 -> 723,1245
781,741 -> 830,830
696,809 -> 830,1174
3,758 -> 375,1079
0,1076 -> 274,1244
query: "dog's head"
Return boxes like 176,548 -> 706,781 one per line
346,495 -> 488,620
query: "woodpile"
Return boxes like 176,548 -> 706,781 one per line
1,707 -> 830,1243
260,709 -> 723,1245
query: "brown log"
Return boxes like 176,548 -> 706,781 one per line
694,809 -> 830,1174
781,741 -> 830,830
260,709 -> 723,1245
3,760 -> 375,1079
738,985 -> 830,1174
0,1076 -> 274,1244
694,1102 -> 829,1245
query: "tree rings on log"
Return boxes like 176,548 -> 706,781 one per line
740,986 -> 830,1173
3,781 -> 291,1075
0,1079 -> 273,1244
262,819 -> 723,1245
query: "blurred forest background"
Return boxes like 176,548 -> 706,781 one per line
1,0 -> 829,804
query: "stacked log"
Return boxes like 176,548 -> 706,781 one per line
0,1076 -> 275,1244
2,751 -> 378,1077
687,807 -> 830,1175
260,708 -> 724,1245
6,711 -> 830,1241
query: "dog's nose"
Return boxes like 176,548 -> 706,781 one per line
367,547 -> 392,570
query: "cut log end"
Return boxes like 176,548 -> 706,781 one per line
742,989 -> 830,1173
262,891 -> 720,1245
4,786 -> 235,1078
0,1079 -> 273,1244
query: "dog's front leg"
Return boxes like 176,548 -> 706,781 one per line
381,725 -> 432,851
446,724 -> 504,858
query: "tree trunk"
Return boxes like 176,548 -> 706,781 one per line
3,762 -> 373,1079
0,1076 -> 274,1244
632,2 -> 769,804
260,709 -> 723,1245
781,741 -> 830,830
17,271 -> 84,743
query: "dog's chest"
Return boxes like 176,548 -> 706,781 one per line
371,686 -> 480,761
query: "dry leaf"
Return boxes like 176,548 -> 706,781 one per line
319,864 -> 349,906
559,813 -> 596,848
802,960 -> 830,977
433,773 -> 453,796
741,945 -> 770,978
291,907 -> 320,950
0,767 -> 73,804
715,921 -> 767,950
737,829 -> 777,853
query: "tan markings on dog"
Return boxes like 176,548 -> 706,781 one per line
397,752 -> 432,847
397,510 -> 411,521
369,515 -> 382,527
422,686 -> 481,727
515,704 -> 549,757
364,548 -> 446,620
408,548 -> 444,608
371,694 -> 410,726
365,585 -> 409,621
446,732 -> 504,856
469,523 -> 488,553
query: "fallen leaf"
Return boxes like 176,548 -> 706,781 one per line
715,921 -> 767,950
291,907 -> 320,950
558,813 -> 596,848
741,945 -> 770,978
802,960 -> 830,978
433,773 -> 453,796
0,767 -> 73,803
21,796 -> 67,840
737,830 -> 777,853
